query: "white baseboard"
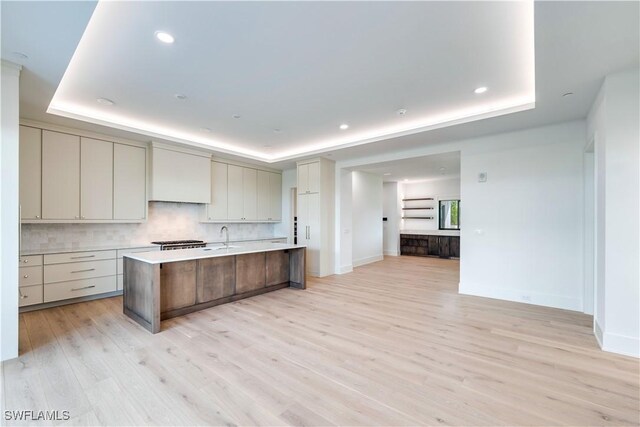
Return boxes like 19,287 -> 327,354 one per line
353,255 -> 384,268
602,331 -> 640,358
383,250 -> 399,256
338,265 -> 353,274
458,282 -> 583,312
594,320 -> 604,349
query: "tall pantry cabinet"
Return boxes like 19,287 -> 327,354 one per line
297,158 -> 334,277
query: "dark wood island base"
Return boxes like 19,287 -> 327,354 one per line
123,247 -> 305,333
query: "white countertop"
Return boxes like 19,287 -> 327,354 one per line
20,236 -> 288,256
400,229 -> 460,236
20,243 -> 159,256
124,242 -> 305,264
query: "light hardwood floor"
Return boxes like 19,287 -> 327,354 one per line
2,256 -> 639,426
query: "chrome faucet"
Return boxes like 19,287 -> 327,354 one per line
220,226 -> 229,248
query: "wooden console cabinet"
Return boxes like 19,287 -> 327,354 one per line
400,234 -> 460,259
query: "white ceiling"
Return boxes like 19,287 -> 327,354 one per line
357,152 -> 461,183
15,1 -> 535,162
2,1 -> 638,169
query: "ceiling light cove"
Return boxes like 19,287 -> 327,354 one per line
155,31 -> 174,44
48,1 -> 535,163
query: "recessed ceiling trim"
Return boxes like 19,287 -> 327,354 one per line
48,98 -> 534,163
48,1 -> 536,164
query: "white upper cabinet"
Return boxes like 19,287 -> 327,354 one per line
150,144 -> 211,204
227,165 -> 244,220
269,172 -> 282,221
207,161 -> 228,221
19,126 -> 42,220
208,162 -> 281,222
114,144 -> 146,220
42,131 -> 81,220
81,138 -> 113,220
257,171 -> 281,221
256,170 -> 271,221
20,124 -> 147,223
297,161 -> 319,194
242,167 -> 257,221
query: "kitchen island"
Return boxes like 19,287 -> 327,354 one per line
123,242 -> 305,333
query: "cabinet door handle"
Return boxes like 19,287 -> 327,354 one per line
19,290 -> 27,299
35,215 -> 40,219
71,268 -> 95,274
23,274 -> 29,278
71,255 -> 95,259
22,259 -> 28,263
71,285 -> 96,291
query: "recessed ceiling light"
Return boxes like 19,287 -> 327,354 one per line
11,52 -> 28,60
200,127 -> 211,133
562,92 -> 574,97
396,109 -> 407,116
232,114 -> 241,119
96,98 -> 114,106
155,31 -> 175,44
174,94 -> 187,100
474,86 -> 488,94
339,124 -> 349,130
383,173 -> 392,176
403,179 -> 409,182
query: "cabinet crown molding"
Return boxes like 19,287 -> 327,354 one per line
151,141 -> 212,158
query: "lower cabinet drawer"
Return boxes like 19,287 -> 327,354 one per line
19,266 -> 43,287
44,276 -> 116,303
117,275 -> 123,291
19,285 -> 43,307
44,259 -> 116,284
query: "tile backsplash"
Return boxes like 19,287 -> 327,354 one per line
21,202 -> 277,250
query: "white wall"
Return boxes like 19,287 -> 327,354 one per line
337,169 -> 353,273
1,61 -> 21,361
383,182 -> 400,256
336,120 -> 587,314
587,68 -> 640,357
351,171 -> 383,267
400,177 -> 460,231
460,123 -> 585,312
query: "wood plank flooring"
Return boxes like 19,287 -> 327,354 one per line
2,256 -> 639,426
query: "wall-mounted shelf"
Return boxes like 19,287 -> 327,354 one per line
402,198 -> 434,201
402,216 -> 434,220
402,207 -> 434,210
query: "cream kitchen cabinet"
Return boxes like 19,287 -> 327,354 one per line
19,126 -> 42,220
204,162 -> 281,223
205,161 -> 228,221
227,165 -> 257,221
257,171 -> 282,221
42,130 -> 81,220
19,124 -> 148,223
114,143 -> 146,220
296,158 -> 334,277
81,137 -> 114,220
297,161 -> 320,194
297,192 -> 321,275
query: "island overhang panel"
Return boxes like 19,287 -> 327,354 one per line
123,243 -> 306,333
